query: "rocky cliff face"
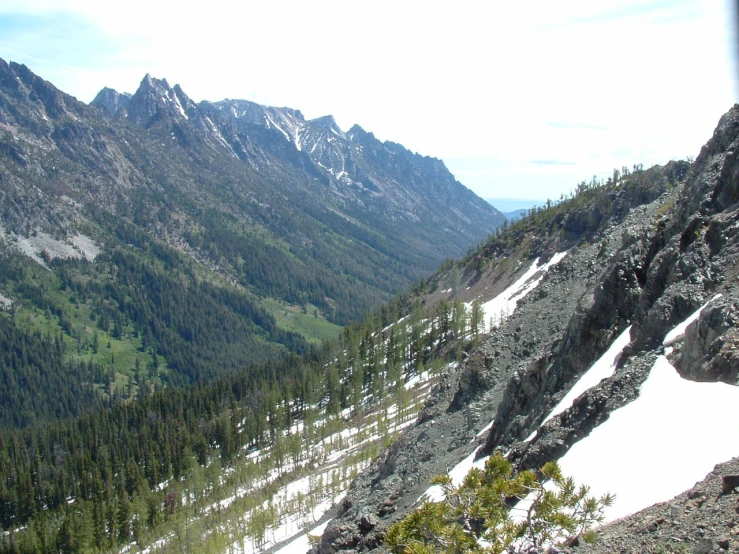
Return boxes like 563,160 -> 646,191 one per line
312,106 -> 739,553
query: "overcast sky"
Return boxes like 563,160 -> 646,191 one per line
0,0 -> 736,203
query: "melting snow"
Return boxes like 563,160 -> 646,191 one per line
420,445 -> 489,503
474,418 -> 495,440
403,369 -> 431,391
204,116 -> 235,153
171,92 -> 189,120
558,354 -> 739,522
419,294 -> 738,530
482,252 -> 567,330
266,113 -> 292,143
554,294 -> 739,522
273,521 -> 330,554
524,325 -> 632,442
663,294 -> 722,346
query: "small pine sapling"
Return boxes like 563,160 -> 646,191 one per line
385,454 -> 613,554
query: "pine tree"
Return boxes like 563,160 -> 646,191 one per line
385,454 -> 613,554
470,299 -> 484,338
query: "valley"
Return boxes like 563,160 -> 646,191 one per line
0,56 -> 738,554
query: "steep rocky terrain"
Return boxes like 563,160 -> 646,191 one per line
311,106 -> 739,553
91,72 -> 503,266
0,59 -> 504,331
2,56 -> 737,554
0,59 -> 509,554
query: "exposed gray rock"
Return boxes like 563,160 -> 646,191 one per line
90,86 -> 131,116
314,106 -> 739,553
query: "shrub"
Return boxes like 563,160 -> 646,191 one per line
385,454 -> 613,554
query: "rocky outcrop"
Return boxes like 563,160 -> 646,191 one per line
90,87 -> 131,116
313,106 -> 739,553
672,296 -> 739,384
485,107 -> 739,473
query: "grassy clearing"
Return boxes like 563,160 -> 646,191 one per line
262,298 -> 343,344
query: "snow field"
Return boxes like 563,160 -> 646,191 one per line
481,252 -> 568,330
418,292 -> 737,534
558,353 -> 739,522
215,363 -> 443,554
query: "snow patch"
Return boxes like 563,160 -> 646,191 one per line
266,113 -> 291,143
663,294 -> 722,346
273,521 -> 330,554
482,252 -> 567,330
403,369 -> 431,391
171,91 -> 189,120
420,446 -> 489,504
524,325 -> 632,441
558,354 -> 739,522
474,418 -> 495,440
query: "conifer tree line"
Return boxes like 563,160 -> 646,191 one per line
0,157 -> 692,552
459,161 -> 689,267
0,269 -> 484,553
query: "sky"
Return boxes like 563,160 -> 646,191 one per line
0,0 -> 737,203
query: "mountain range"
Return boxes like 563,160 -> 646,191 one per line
0,58 -> 504,394
0,57 -> 737,554
0,59 -> 504,328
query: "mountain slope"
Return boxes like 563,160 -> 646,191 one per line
93,72 -> 504,268
311,106 -> 738,553
1,58 -> 503,327
0,59 -> 503,398
0,101 -> 733,553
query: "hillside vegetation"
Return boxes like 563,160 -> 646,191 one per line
0,151 -> 691,553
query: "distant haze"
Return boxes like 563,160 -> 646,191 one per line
486,198 -> 545,213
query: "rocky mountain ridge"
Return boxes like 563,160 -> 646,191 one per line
310,106 -> 739,553
0,59 -> 504,330
92,73 -> 500,238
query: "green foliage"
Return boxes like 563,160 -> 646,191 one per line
459,160 -> 691,270
385,454 -> 613,554
0,223 -> 492,552
0,312 -> 105,427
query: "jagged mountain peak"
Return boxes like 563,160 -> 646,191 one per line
139,72 -> 171,91
90,87 -> 131,116
212,98 -> 305,124
120,73 -> 195,127
307,114 -> 344,137
207,98 -> 307,151
0,59 -> 87,129
347,123 -> 371,139
81,66 -> 504,249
